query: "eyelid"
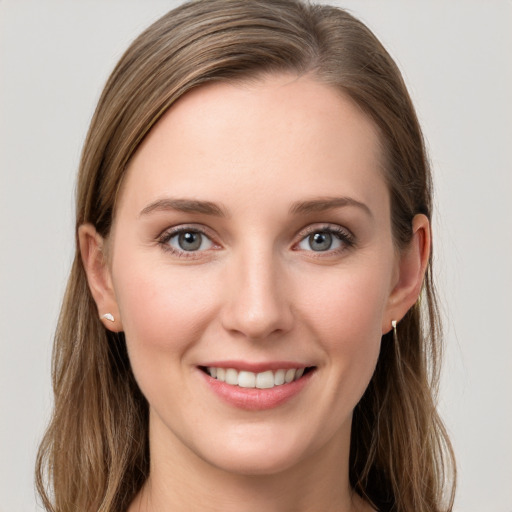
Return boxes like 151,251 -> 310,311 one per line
156,222 -> 355,258
158,223 -> 211,239
293,223 -> 355,252
158,224 -> 220,257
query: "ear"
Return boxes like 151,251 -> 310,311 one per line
78,223 -> 123,332
383,214 -> 430,334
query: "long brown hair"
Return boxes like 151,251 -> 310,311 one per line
36,1 -> 456,510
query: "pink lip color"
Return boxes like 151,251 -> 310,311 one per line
201,360 -> 309,372
198,367 -> 313,411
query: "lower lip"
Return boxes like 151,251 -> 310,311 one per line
199,369 -> 314,411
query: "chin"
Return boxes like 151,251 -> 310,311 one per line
205,447 -> 305,477
190,426 -> 323,477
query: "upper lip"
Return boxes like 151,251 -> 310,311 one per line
199,361 -> 313,373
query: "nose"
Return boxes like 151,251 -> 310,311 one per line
220,248 -> 294,341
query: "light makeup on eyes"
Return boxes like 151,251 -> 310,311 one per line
166,229 -> 214,252
296,225 -> 354,253
158,223 -> 355,258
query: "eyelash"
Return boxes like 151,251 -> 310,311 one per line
157,224 -> 355,258
158,226 -> 215,259
294,224 -> 355,255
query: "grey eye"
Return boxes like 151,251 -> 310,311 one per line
168,231 -> 213,252
297,230 -> 345,252
178,232 -> 201,251
308,232 -> 333,251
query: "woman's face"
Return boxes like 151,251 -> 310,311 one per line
102,74 -> 404,475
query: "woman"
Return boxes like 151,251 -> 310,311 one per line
36,1 -> 456,511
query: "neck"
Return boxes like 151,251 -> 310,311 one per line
128,411 -> 368,512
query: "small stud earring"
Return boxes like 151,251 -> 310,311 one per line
391,319 -> 397,341
101,313 -> 115,322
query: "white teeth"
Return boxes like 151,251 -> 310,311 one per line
274,369 -> 285,385
285,369 -> 296,383
238,371 -> 256,388
256,370 -> 274,389
206,366 -> 308,389
225,368 -> 238,385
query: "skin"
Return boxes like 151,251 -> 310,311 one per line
80,74 -> 430,512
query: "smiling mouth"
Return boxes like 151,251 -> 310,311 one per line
199,366 -> 315,389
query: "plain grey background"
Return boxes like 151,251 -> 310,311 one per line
1,1 -> 511,511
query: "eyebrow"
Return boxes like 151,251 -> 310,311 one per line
139,196 -> 372,219
139,198 -> 227,217
289,197 -> 373,217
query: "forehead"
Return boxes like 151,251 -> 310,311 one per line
118,73 -> 386,218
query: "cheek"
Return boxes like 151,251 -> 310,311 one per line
112,256 -> 221,364
302,262 -> 389,336
298,262 -> 390,384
